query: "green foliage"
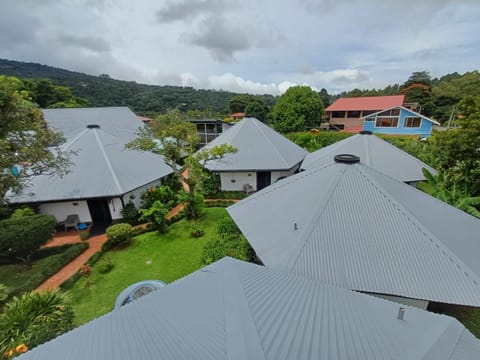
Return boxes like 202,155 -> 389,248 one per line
0,283 -> 8,302
245,101 -> 269,123
0,214 -> 56,263
141,185 -> 176,210
120,201 -> 140,225
273,86 -> 324,132
229,94 -> 270,123
199,171 -> 220,196
0,290 -> 74,357
79,229 -> 90,241
204,199 -> 237,207
177,192 -> 204,220
104,223 -> 133,251
21,78 -> 88,108
0,75 -> 70,200
9,207 -> 35,219
98,257 -> 114,274
190,222 -> 204,238
216,216 -> 241,239
286,131 -> 353,151
139,201 -> 169,233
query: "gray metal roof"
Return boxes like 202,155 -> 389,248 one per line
301,133 -> 437,182
228,162 -> 480,306
18,258 -> 480,360
200,117 -> 307,171
8,108 -> 172,202
43,107 -> 142,143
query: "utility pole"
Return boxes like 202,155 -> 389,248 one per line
447,105 -> 457,129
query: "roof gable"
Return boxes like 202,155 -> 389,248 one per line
363,106 -> 441,125
301,133 -> 437,181
200,117 -> 307,171
326,95 -> 405,111
18,258 -> 480,360
228,163 -> 480,306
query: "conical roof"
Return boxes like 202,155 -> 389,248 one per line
228,160 -> 480,306
301,133 -> 436,182
18,258 -> 480,360
200,117 -> 307,171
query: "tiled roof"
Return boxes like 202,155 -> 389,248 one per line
18,258 -> 480,360
326,95 -> 405,111
228,162 -> 480,306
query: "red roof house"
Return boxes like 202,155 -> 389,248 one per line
325,95 -> 405,130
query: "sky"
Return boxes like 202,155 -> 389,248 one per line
0,0 -> 479,95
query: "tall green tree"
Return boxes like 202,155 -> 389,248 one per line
272,86 -> 324,132
0,76 -> 70,201
401,71 -> 434,116
22,78 -> 88,108
229,94 -> 270,122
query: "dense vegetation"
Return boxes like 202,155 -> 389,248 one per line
0,59 -> 275,116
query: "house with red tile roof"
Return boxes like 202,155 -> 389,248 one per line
325,95 -> 405,130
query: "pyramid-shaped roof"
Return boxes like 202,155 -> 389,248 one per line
301,133 -> 436,182
228,161 -> 480,306
200,117 -> 307,171
8,121 -> 172,203
18,258 -> 480,360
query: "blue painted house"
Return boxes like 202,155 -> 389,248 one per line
363,106 -> 440,137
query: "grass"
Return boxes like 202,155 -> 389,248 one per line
0,243 -> 88,301
68,207 -> 227,325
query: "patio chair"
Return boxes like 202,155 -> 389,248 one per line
64,214 -> 80,232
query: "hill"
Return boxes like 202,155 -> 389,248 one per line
0,58 -> 276,116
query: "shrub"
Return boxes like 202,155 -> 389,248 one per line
120,201 -> 140,225
200,236 -> 253,266
0,283 -> 8,302
204,199 -> 237,207
217,216 -> 241,239
0,290 -> 74,356
178,192 -> 204,220
141,185 -> 176,210
79,229 -> 90,241
0,214 -> 56,263
130,226 -> 149,237
10,207 -> 35,219
190,222 -> 204,238
103,223 -> 132,251
98,257 -> 114,274
139,201 -> 169,233
199,171 -> 220,196
60,250 -> 104,290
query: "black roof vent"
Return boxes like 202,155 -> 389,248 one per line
87,124 -> 100,129
359,130 -> 372,135
334,154 -> 360,164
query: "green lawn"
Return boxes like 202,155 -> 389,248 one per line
69,207 -> 227,325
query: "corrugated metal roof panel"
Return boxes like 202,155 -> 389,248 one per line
301,133 -> 436,182
200,117 -> 307,171
228,163 -> 480,306
325,95 -> 405,111
17,258 -> 480,360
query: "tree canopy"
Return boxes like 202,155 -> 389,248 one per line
0,75 -> 70,201
272,86 -> 324,133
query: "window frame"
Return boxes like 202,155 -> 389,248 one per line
404,116 -> 422,128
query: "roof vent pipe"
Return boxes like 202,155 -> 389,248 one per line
397,307 -> 406,320
86,124 -> 100,129
334,154 -> 360,164
359,130 -> 372,135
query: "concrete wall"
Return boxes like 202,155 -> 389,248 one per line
220,172 -> 256,191
39,201 -> 92,223
363,108 -> 434,137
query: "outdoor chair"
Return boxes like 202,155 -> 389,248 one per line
64,214 -> 80,232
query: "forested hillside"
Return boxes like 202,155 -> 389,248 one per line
0,59 -> 276,116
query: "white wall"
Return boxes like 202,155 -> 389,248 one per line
123,179 -> 163,208
108,197 -> 124,220
370,293 -> 429,310
220,172 -> 257,191
39,201 -> 92,223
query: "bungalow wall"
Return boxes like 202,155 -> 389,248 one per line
328,110 -> 378,130
363,108 -> 434,137
219,166 -> 298,191
39,201 -> 92,223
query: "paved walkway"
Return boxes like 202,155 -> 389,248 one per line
36,233 -> 108,291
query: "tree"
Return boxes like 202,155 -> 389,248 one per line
21,78 -> 88,108
401,71 -> 434,116
0,290 -> 74,357
318,88 -> 331,108
272,86 -> 324,132
245,101 -> 269,123
229,94 -> 270,123
430,95 -> 480,195
0,76 -> 70,201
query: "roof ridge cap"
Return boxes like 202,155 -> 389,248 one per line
92,129 -> 123,194
251,119 -> 290,168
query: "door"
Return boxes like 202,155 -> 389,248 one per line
256,171 -> 271,191
87,198 -> 112,226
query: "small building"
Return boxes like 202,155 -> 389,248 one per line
325,95 -> 405,130
199,117 -> 307,191
7,107 -> 172,229
362,106 -> 440,137
230,112 -> 245,120
228,155 -> 480,309
301,131 -> 436,184
17,257 -> 480,360
187,118 -> 233,148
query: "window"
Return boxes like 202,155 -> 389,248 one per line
362,110 -> 376,117
404,117 -> 422,128
332,111 -> 346,118
376,117 -> 398,127
364,116 -> 375,122
347,111 -> 361,118
378,108 -> 400,117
